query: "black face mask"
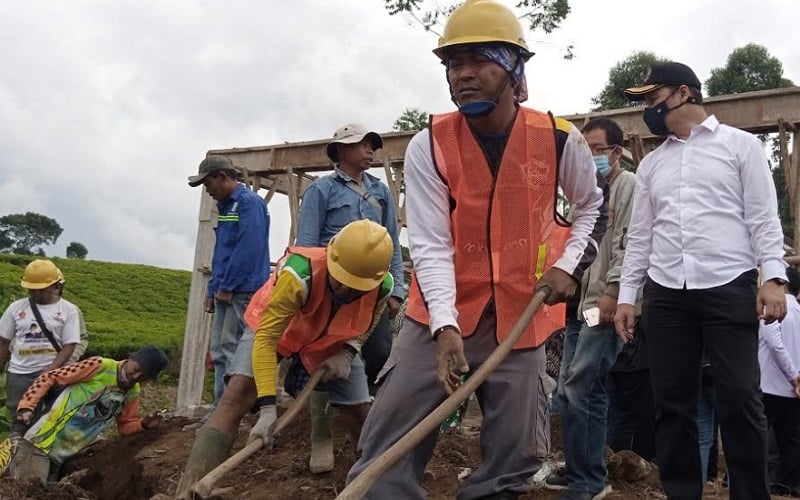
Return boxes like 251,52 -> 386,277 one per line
327,280 -> 354,306
642,88 -> 698,136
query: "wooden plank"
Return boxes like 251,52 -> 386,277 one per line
286,166 -> 300,247
177,191 -> 216,412
205,87 -> 800,178
779,120 -> 794,214
793,130 -> 800,254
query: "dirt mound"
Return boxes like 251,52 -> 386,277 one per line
1,477 -> 95,500
3,407 -> 789,499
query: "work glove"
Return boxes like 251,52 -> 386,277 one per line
12,410 -> 34,436
248,405 -> 277,448
318,349 -> 355,383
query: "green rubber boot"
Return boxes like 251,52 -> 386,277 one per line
309,391 -> 334,474
175,427 -> 235,499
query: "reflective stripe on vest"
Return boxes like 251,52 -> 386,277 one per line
405,107 -> 569,349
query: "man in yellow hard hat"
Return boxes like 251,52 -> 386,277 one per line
176,220 -> 394,497
296,122 -> 406,474
347,1 -> 607,498
0,260 -> 81,422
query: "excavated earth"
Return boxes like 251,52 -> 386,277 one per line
2,401 -> 793,500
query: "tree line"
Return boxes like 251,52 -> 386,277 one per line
0,212 -> 88,259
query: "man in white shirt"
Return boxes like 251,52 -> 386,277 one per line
614,61 -> 787,500
0,260 -> 81,422
759,266 -> 800,496
347,1 -> 607,498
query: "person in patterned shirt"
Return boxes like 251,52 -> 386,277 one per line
2,344 -> 168,484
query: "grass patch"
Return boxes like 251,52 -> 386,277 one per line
0,253 -> 190,367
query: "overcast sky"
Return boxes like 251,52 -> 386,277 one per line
1,0 -> 797,270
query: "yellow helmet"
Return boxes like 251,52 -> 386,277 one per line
21,259 -> 64,290
327,220 -> 393,292
433,0 -> 531,60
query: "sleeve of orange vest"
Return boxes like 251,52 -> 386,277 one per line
16,356 -> 104,414
252,266 -> 307,405
554,122 -> 608,282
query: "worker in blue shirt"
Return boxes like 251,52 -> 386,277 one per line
188,155 -> 270,405
295,123 -> 405,474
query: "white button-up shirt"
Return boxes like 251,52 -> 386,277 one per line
759,294 -> 800,398
619,115 -> 786,305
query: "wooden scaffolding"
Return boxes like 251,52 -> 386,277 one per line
177,86 -> 800,412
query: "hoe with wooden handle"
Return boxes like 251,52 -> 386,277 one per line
336,287 -> 551,500
192,368 -> 325,498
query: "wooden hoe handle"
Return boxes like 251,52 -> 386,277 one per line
336,288 -> 551,500
192,369 -> 326,498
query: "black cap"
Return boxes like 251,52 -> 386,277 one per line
624,62 -> 702,101
188,155 -> 234,187
131,345 -> 169,380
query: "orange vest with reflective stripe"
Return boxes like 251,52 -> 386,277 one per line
244,247 -> 380,373
405,108 -> 570,349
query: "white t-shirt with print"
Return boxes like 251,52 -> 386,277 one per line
0,298 -> 81,374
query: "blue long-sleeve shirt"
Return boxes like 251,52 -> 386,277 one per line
208,183 -> 270,297
295,168 -> 406,299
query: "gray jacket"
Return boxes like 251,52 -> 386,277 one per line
574,169 -> 642,318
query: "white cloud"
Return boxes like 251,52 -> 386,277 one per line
0,0 -> 797,269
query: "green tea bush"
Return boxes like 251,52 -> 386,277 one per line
0,254 -> 190,374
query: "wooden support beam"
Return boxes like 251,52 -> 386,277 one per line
779,120 -> 794,214
793,130 -> 800,254
207,88 -> 800,181
181,87 -> 800,413
286,166 -> 300,247
177,191 -> 216,412
562,87 -> 800,143
263,178 -> 279,204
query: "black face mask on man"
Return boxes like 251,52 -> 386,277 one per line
643,88 -> 698,136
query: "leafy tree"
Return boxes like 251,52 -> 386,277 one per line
705,44 -> 795,238
66,241 -> 89,259
393,108 -> 429,132
0,212 -> 63,255
591,51 -> 668,111
705,43 -> 794,97
384,0 -> 573,58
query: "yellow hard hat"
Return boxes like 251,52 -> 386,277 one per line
433,0 -> 531,60
327,220 -> 393,292
20,259 -> 64,290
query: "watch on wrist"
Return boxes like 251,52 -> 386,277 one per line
432,325 -> 458,341
770,277 -> 789,286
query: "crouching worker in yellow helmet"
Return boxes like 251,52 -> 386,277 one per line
175,219 -> 394,497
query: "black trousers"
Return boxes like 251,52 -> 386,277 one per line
642,271 -> 769,500
361,310 -> 392,390
763,393 -> 800,493
607,369 -> 656,461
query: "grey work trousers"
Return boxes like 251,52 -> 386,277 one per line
8,439 -> 53,485
347,310 -> 549,499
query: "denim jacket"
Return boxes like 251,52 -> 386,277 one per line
295,167 -> 406,299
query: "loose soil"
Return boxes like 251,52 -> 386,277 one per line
0,402 -> 792,499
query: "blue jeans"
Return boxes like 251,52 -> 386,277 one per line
698,368 -> 716,483
556,318 -> 622,493
210,292 -> 252,403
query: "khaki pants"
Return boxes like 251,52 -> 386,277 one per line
347,310 -> 549,499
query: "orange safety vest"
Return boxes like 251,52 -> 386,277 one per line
405,107 -> 570,349
243,247 -> 380,373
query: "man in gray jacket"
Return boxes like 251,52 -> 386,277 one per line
546,118 -> 638,499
